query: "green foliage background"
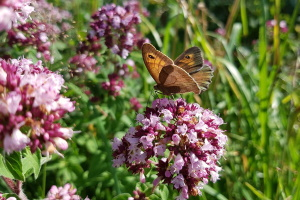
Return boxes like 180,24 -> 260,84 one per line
1,0 -> 299,199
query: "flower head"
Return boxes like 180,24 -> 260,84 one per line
112,98 -> 227,199
101,73 -> 125,97
0,58 -> 75,155
46,183 -> 90,200
0,0 -> 34,31
89,2 -> 149,58
266,19 -> 288,33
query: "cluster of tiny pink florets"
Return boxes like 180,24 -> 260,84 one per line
89,2 -> 149,59
0,58 -> 75,155
0,0 -> 34,31
113,98 -> 227,200
46,183 -> 90,200
5,0 -> 72,63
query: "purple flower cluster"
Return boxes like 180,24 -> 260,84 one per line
89,2 -> 149,58
7,22 -> 56,62
112,98 -> 227,200
0,0 -> 34,31
117,59 -> 140,79
31,0 -> 72,31
266,19 -> 288,33
101,73 -> 125,97
130,97 -> 142,112
69,54 -> 99,73
5,0 -> 72,63
128,188 -> 147,200
46,183 -> 90,200
0,58 -> 75,155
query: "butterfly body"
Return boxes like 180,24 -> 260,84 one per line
142,43 -> 213,95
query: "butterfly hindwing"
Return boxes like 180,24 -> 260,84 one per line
190,65 -> 214,92
156,64 -> 200,95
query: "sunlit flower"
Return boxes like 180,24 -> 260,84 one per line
112,98 -> 227,200
0,0 -> 34,31
0,58 -> 75,155
89,2 -> 149,58
46,183 -> 90,200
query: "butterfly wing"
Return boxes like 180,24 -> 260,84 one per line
155,64 -> 200,95
174,46 -> 213,93
142,43 -> 174,84
174,47 -> 203,74
190,65 -> 214,92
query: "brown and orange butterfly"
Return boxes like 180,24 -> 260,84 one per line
142,43 -> 213,95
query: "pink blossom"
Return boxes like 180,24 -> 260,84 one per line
3,128 -> 30,154
46,183 -> 89,200
0,58 -> 75,154
112,98 -> 227,199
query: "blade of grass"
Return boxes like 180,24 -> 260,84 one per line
240,0 -> 248,36
141,16 -> 163,47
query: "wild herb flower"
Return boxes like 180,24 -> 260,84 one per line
0,0 -> 34,31
130,97 -> 142,112
89,2 -> 148,58
112,98 -> 227,200
69,54 -> 99,73
117,59 -> 140,79
7,22 -> 56,62
128,188 -> 148,200
0,58 -> 75,155
0,193 -> 17,200
31,0 -> 72,31
215,28 -> 226,36
266,19 -> 288,33
101,73 -> 125,97
46,183 -> 90,200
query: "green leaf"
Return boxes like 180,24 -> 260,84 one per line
0,150 -> 24,180
160,185 -> 169,200
112,193 -> 131,200
203,185 -> 228,200
21,147 -> 42,179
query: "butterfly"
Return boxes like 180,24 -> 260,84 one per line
142,43 -> 213,95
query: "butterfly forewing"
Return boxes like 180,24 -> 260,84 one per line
142,43 -> 173,84
157,64 -> 200,95
174,47 -> 204,74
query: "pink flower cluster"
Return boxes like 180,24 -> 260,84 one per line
112,98 -> 227,200
117,59 -> 140,79
266,19 -> 288,33
101,73 -> 125,97
46,183 -> 90,200
0,58 -> 75,155
128,188 -> 147,200
69,54 -> 99,73
7,22 -> 56,62
0,0 -> 34,31
6,0 -> 72,62
89,2 -> 149,58
0,193 -> 16,200
130,97 -> 142,112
